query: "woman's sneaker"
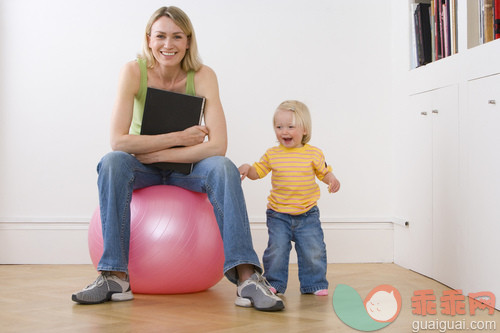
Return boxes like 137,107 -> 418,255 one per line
72,272 -> 134,304
235,272 -> 284,311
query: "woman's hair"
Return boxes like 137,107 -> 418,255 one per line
140,6 -> 202,71
274,100 -> 312,144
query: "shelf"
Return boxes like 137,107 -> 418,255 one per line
410,0 -> 500,70
467,0 -> 499,48
410,0 -> 459,69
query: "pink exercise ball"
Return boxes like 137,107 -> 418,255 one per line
88,185 -> 225,294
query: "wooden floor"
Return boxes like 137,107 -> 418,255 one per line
0,264 -> 497,333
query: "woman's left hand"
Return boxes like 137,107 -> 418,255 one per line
135,151 -> 160,165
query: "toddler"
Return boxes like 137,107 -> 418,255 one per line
239,100 -> 340,296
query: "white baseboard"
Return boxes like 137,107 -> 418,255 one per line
0,219 -> 394,264
0,222 -> 91,264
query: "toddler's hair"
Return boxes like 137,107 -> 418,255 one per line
274,100 -> 312,144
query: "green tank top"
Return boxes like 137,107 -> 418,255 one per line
129,58 -> 196,135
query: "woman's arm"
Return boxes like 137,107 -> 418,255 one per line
109,61 -> 208,154
135,65 -> 227,164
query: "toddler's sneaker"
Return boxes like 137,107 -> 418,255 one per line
72,271 -> 134,304
235,272 -> 284,311
313,289 -> 329,296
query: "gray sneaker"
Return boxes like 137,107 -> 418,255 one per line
235,272 -> 284,311
72,272 -> 134,304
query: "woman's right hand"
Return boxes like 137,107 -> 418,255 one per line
181,125 -> 208,146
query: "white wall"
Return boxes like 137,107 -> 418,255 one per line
0,0 -> 393,222
0,0 -> 394,263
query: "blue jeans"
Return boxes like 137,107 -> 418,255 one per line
96,151 -> 261,285
263,206 -> 328,294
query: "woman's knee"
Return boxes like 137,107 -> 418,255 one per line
97,151 -> 135,174
204,156 -> 239,180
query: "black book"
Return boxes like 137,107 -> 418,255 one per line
414,3 -> 432,66
140,87 -> 205,174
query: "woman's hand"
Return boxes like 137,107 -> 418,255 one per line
135,125 -> 208,165
181,125 -> 208,146
134,151 -> 160,165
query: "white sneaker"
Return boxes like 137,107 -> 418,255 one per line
72,272 -> 134,304
235,272 -> 284,311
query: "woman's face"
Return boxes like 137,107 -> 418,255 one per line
273,109 -> 306,149
148,16 -> 189,67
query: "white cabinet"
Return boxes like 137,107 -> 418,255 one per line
396,78 -> 500,307
461,73 -> 500,301
393,91 -> 433,277
415,86 -> 459,282
394,85 -> 459,280
395,0 -> 500,310
425,86 -> 460,288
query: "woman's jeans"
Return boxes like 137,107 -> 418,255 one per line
263,206 -> 328,294
96,151 -> 261,285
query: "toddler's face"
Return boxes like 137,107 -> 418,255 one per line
273,109 -> 306,149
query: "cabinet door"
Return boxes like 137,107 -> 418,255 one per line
462,74 -> 500,303
397,86 -> 459,281
402,91 -> 434,277
431,85 -> 460,287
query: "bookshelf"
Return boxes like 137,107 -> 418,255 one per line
410,0 -> 500,69
397,0 -> 500,310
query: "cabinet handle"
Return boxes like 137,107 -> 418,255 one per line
488,100 -> 496,105
432,109 -> 439,114
421,111 -> 428,116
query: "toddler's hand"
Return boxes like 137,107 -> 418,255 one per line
328,177 -> 340,193
238,164 -> 251,180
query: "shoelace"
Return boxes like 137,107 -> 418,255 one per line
86,272 -> 110,290
255,274 -> 275,296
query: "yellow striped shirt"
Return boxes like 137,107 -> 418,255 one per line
253,144 -> 332,215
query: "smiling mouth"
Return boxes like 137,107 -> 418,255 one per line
161,51 -> 176,56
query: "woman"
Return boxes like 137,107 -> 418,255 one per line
72,6 -> 283,312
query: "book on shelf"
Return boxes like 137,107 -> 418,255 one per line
140,87 -> 206,174
470,0 -> 499,46
482,0 -> 500,42
468,0 -> 481,48
450,0 -> 457,53
411,0 -> 457,69
496,0 -> 500,39
414,3 -> 432,66
484,0 -> 495,42
411,3 -> 419,69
